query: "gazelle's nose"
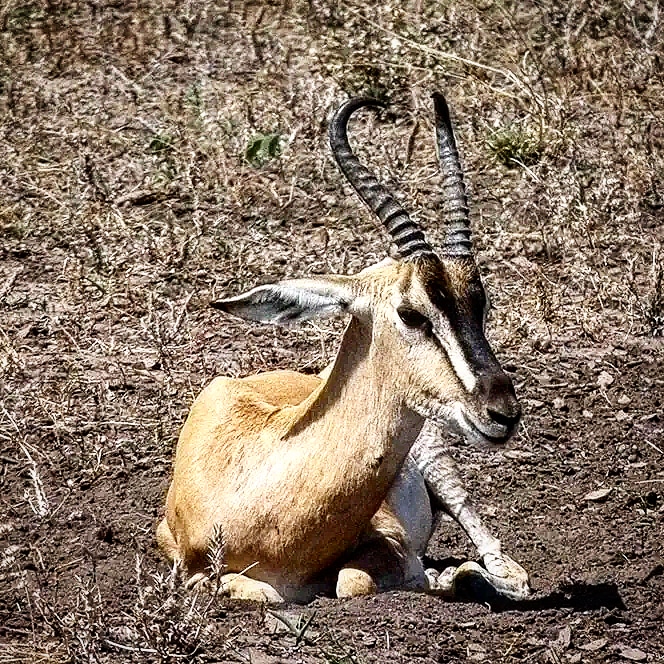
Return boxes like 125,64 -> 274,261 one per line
477,372 -> 521,433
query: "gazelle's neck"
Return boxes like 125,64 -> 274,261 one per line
288,316 -> 425,497
264,316 -> 426,582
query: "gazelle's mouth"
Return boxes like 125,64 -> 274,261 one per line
419,402 -> 513,448
460,411 -> 513,446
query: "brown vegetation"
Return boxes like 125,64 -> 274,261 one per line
0,1 -> 662,662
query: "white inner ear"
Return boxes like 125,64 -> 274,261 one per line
215,277 -> 355,325
271,283 -> 347,321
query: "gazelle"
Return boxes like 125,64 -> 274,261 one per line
157,93 -> 531,603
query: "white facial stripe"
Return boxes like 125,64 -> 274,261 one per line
440,330 -> 477,393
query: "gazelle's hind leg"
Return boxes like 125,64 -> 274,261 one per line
186,571 -> 284,603
158,518 -> 283,603
336,505 -> 426,598
411,422 -> 531,601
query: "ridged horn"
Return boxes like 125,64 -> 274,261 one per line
432,92 -> 473,257
329,97 -> 436,260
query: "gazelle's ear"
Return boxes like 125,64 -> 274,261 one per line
211,277 -> 354,325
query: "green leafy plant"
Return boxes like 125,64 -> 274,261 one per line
6,4 -> 43,33
245,132 -> 282,166
149,133 -> 175,154
487,125 -> 542,169
185,81 -> 203,114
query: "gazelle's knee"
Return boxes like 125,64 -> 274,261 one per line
336,568 -> 377,598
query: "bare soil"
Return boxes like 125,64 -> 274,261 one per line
1,2 -> 662,662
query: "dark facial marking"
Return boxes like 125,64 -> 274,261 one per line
411,258 -> 520,430
415,255 -> 485,320
415,255 -> 499,377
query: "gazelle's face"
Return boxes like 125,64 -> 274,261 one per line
359,256 -> 520,447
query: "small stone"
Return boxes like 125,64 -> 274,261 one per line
0,523 -> 14,536
312,227 -> 329,250
617,394 -> 631,405
553,397 -> 566,410
503,450 -> 535,461
579,638 -> 608,651
582,409 -> 593,419
108,625 -> 139,643
556,625 -> 572,649
617,645 -> 648,661
584,488 -> 612,502
615,410 -> 630,422
597,371 -> 614,388
467,643 -> 487,661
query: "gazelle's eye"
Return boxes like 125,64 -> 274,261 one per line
397,307 -> 432,334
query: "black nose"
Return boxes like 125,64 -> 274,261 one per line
478,372 -> 521,431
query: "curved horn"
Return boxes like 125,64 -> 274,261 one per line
432,92 -> 473,257
329,97 -> 436,260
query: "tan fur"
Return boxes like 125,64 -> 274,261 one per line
158,259 -> 497,601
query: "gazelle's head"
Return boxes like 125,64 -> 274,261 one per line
212,94 -> 520,447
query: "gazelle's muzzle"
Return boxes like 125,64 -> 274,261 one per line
465,372 -> 521,443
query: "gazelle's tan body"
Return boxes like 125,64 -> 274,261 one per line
158,263 -> 439,601
157,95 -> 532,603
157,369 -> 425,601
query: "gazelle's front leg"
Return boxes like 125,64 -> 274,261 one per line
411,422 -> 531,601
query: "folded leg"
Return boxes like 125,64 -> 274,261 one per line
336,504 -> 426,598
186,571 -> 284,602
409,421 -> 531,601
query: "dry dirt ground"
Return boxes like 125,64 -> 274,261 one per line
1,1 -> 663,662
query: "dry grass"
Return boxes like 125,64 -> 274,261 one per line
1,0 -> 663,661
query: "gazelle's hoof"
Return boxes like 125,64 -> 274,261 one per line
425,565 -> 465,597
480,552 -> 531,601
426,555 -> 531,602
